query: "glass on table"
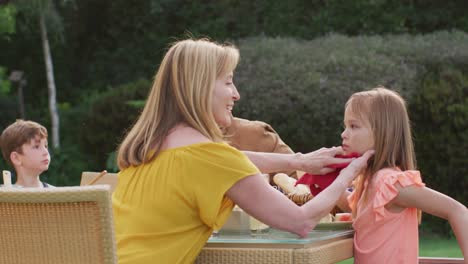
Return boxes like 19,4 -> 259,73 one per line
249,216 -> 270,237
249,173 -> 272,236
211,229 -> 219,238
2,170 -> 12,188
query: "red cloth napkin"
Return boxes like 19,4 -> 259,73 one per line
295,153 -> 360,196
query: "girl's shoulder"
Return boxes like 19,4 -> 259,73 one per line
374,167 -> 399,179
371,168 -> 424,222
373,167 -> 424,188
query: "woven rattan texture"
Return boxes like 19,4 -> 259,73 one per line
0,186 -> 117,264
196,238 -> 353,264
294,238 -> 353,263
196,247 -> 294,264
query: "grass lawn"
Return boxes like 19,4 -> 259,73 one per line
336,236 -> 463,263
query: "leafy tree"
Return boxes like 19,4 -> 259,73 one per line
0,4 -> 15,128
13,0 -> 64,148
0,3 -> 15,99
0,4 -> 16,36
0,67 -> 11,95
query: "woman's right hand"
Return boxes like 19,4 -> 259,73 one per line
336,150 -> 374,185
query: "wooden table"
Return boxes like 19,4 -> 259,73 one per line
196,228 -> 354,264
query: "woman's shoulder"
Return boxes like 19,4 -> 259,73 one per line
161,124 -> 242,154
161,141 -> 229,151
162,125 -> 211,150
158,142 -> 255,176
163,142 -> 240,158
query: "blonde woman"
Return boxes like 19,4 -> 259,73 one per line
112,38 -> 373,264
336,87 -> 467,263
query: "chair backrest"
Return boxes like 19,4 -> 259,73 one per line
80,171 -> 118,192
0,186 -> 117,264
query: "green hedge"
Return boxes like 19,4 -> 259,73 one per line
80,79 -> 151,170
233,31 -> 468,149
71,32 -> 467,235
231,32 -> 467,235
2,0 -> 468,111
410,65 -> 468,235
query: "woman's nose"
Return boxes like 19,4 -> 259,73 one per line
232,84 -> 240,101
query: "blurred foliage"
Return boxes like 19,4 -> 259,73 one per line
0,4 -> 16,37
0,0 -> 467,235
0,96 -> 18,132
40,145 -> 87,186
233,31 -> 468,151
0,67 -> 17,131
230,33 -> 468,236
0,66 -> 11,95
410,65 -> 468,236
1,0 -> 467,113
80,78 -> 150,169
105,151 -> 118,173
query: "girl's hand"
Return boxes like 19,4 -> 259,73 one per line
336,150 -> 374,184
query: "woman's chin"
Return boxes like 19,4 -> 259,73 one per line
216,116 -> 232,128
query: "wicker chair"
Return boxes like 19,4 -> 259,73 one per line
0,185 -> 117,264
80,171 -> 118,192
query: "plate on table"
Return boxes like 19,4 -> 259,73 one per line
314,221 -> 353,230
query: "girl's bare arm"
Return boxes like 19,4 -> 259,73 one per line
335,190 -> 352,212
391,185 -> 468,258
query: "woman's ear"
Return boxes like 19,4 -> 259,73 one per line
10,151 -> 22,166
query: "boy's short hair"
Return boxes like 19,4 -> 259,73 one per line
0,120 -> 48,167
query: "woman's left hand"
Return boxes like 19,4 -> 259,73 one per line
297,146 -> 354,174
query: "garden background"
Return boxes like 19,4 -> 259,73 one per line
0,0 -> 466,249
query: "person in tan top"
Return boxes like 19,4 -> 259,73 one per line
223,117 -> 302,181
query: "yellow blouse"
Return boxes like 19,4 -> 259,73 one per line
112,142 -> 259,264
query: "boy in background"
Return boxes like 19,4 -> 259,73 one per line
0,120 -> 52,188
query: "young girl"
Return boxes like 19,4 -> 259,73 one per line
337,87 -> 467,263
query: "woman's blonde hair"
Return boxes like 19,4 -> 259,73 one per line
347,87 -> 418,218
117,38 -> 240,169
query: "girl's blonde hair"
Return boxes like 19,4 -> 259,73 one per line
347,87 -> 418,218
117,38 -> 240,169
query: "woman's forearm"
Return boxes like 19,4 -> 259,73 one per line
243,151 -> 300,174
302,178 -> 349,222
227,151 -> 373,238
244,147 -> 356,175
300,152 -> 373,223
